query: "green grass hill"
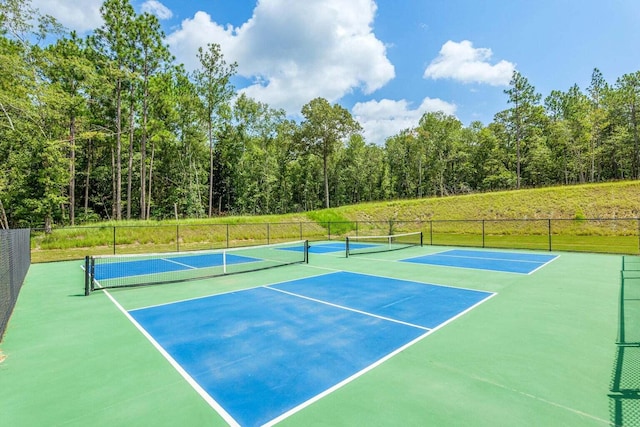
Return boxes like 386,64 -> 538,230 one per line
310,181 -> 640,223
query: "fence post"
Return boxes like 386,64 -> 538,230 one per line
113,226 -> 116,255
176,224 -> 180,252
618,270 -> 625,345
328,222 -> 331,241
430,220 -> 433,245
548,219 -> 552,251
482,220 -> 485,248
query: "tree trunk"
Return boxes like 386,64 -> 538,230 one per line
0,199 -> 9,229
84,140 -> 92,217
115,77 -> 123,220
323,144 -> 329,208
69,114 -> 76,225
140,85 -> 148,219
126,91 -> 134,220
146,140 -> 155,219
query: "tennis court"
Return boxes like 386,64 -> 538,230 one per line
0,239 -> 621,426
401,249 -> 559,274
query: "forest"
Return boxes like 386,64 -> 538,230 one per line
1,0 -> 640,230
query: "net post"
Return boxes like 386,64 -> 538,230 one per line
84,256 -> 91,296
345,237 -> 350,258
420,231 -> 424,247
305,240 -> 309,263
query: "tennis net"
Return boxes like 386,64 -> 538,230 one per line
84,240 -> 309,295
345,232 -> 423,257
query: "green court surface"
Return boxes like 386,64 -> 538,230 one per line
0,244 -> 620,426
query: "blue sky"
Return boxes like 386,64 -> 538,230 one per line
31,0 -> 640,144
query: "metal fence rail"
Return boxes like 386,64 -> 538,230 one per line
1,229 -> 31,343
29,217 -> 640,262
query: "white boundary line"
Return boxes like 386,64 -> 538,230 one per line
129,269 -> 340,311
396,251 -> 560,276
264,291 -> 497,426
110,268 -> 497,427
266,286 -> 431,331
100,289 -> 241,427
427,252 -> 554,264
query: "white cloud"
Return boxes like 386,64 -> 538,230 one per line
31,0 -> 104,34
141,0 -> 173,20
424,40 -> 515,86
353,98 -> 457,145
166,0 -> 395,115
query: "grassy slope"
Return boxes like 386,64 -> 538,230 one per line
324,181 -> 640,223
30,181 -> 640,261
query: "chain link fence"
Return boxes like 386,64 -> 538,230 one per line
610,257 -> 640,426
28,218 -> 640,262
1,229 -> 31,342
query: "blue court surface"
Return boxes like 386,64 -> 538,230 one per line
93,253 -> 260,280
401,249 -> 558,274
283,241 -> 375,254
128,271 -> 493,426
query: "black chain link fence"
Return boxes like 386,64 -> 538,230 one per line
610,259 -> 640,426
29,218 -> 640,262
0,229 -> 31,343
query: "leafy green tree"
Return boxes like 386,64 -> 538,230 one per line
135,12 -> 172,219
92,0 -> 137,220
385,130 -> 420,199
298,98 -> 362,208
417,111 -> 464,196
611,72 -> 640,179
504,71 -> 542,189
192,43 -> 237,216
586,68 -> 609,182
42,33 -> 96,225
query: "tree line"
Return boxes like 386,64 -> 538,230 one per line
1,0 -> 639,230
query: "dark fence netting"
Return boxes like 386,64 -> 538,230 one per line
1,229 -> 31,343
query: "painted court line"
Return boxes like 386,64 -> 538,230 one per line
401,249 -> 559,275
100,289 -> 241,427
432,253 -> 546,264
267,286 -> 432,331
120,272 -> 495,426
266,291 -> 498,426
129,270 -> 339,312
162,257 -> 199,269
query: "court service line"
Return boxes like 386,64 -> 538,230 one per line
100,289 -> 241,427
162,257 -> 198,269
265,289 -> 498,427
129,269 -> 343,311
526,255 -> 561,275
265,286 -> 431,331
430,253 -> 553,264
